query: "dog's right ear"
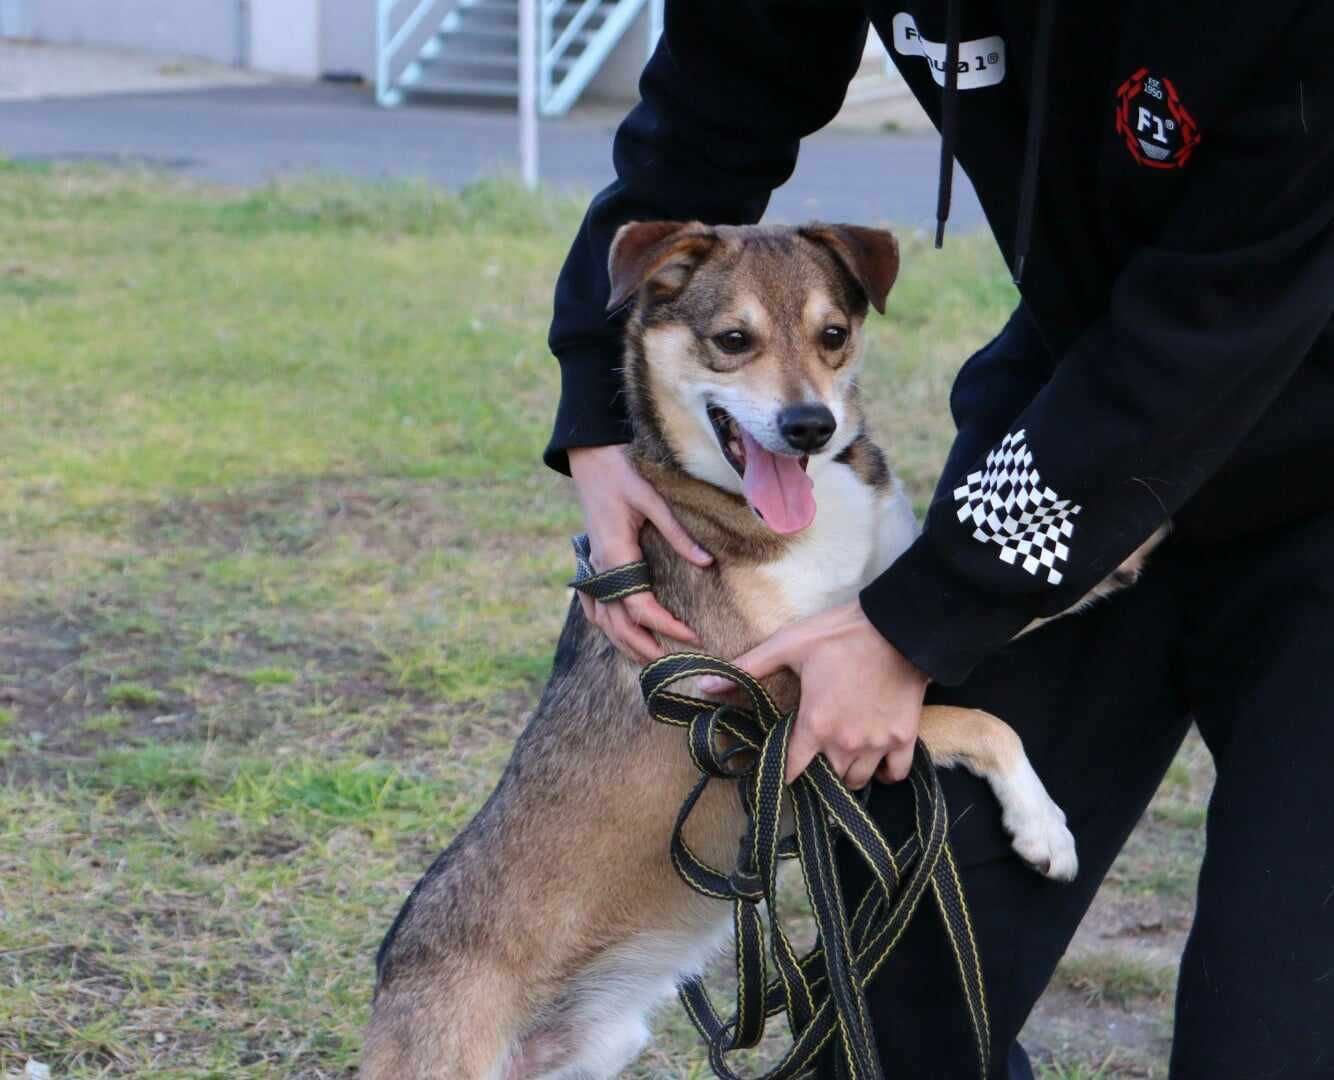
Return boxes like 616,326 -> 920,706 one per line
799,224 -> 900,315
607,221 -> 716,312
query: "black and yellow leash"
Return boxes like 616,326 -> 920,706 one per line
570,535 -> 991,1080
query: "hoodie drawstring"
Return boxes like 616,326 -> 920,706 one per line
1012,0 -> 1055,283
934,0 -> 962,249
933,0 -> 1056,285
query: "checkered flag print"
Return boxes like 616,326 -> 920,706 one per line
953,429 -> 1082,586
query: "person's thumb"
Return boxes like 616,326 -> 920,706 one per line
698,631 -> 793,696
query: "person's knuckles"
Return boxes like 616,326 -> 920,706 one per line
803,710 -> 835,740
833,728 -> 874,754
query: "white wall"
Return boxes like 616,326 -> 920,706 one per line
1,0 -> 33,37
249,0 -> 320,77
23,0 -> 245,64
320,0 -> 374,80
14,0 -> 363,79
585,5 -> 650,103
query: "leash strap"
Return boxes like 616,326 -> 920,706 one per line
641,653 -> 992,1080
568,533 -> 654,602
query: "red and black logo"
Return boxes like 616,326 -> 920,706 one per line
1115,68 -> 1201,169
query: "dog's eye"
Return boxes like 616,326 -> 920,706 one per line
713,330 -> 752,355
821,326 -> 849,350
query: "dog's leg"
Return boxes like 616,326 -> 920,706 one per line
534,909 -> 732,1079
919,705 -> 1078,881
362,965 -> 519,1080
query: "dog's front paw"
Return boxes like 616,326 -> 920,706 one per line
996,761 -> 1079,882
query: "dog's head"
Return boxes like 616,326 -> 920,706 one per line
610,221 -> 898,535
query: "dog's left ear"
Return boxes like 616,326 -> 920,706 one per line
799,224 -> 900,315
607,221 -> 717,312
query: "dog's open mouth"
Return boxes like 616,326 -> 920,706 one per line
708,404 -> 815,535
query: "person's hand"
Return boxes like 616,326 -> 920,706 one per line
700,602 -> 928,788
568,444 -> 713,663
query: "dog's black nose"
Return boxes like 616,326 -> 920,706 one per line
778,403 -> 836,452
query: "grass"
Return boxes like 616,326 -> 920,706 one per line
104,683 -> 166,710
1056,953 -> 1178,1008
0,164 -> 1210,1077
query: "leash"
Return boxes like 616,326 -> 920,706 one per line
570,536 -> 991,1079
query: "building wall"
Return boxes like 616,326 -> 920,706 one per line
250,0 -> 320,76
319,0 -> 374,80
1,0 -> 33,37
23,0 -> 246,65
584,4 -> 649,104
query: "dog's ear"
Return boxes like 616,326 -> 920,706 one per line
607,221 -> 717,312
799,224 -> 900,315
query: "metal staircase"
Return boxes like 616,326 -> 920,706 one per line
376,0 -> 660,116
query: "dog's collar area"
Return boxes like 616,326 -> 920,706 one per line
567,533 -> 653,603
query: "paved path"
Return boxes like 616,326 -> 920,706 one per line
0,39 -> 274,101
0,83 -> 984,232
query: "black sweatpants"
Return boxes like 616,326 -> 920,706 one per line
834,508 -> 1334,1078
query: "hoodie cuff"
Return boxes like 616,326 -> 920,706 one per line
543,345 -> 636,475
859,536 -> 1039,687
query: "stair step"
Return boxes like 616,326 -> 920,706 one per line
442,23 -> 518,43
408,75 -> 519,98
431,50 -> 518,70
457,7 -> 517,28
426,52 -> 579,78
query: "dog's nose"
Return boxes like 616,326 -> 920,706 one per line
778,403 -> 836,452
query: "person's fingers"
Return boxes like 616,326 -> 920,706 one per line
875,744 -> 915,784
577,592 -> 596,624
784,711 -> 824,784
635,486 -> 713,567
588,600 -> 636,661
606,603 -> 664,663
698,630 -> 795,695
622,591 -> 698,644
843,753 -> 881,791
590,535 -> 644,574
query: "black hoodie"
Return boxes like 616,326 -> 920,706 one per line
545,2 -> 1334,685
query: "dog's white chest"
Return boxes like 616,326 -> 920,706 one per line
753,465 -> 914,625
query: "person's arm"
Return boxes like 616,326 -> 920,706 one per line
550,1 -> 869,662
863,70 -> 1334,686
718,62 -> 1334,789
546,0 -> 869,474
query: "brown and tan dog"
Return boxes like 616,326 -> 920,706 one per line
362,222 -> 1157,1079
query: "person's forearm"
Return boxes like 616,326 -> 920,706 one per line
863,103 -> 1334,684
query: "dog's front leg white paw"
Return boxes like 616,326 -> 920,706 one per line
993,759 -> 1078,882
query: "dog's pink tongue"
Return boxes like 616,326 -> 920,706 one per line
739,427 -> 815,534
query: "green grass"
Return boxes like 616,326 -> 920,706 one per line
104,682 -> 166,710
1056,952 -> 1178,1008
245,666 -> 297,687
0,165 -> 1208,1077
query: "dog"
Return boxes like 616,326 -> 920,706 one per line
362,221 -> 1163,1079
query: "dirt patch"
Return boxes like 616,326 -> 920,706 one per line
135,476 -> 566,562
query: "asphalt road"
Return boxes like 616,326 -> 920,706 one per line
0,83 -> 986,233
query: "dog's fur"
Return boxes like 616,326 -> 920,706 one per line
362,222 -> 1159,1080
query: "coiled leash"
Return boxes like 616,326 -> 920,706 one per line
570,536 -> 991,1080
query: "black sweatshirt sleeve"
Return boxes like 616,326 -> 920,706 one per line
544,1 -> 868,474
863,75 -> 1334,685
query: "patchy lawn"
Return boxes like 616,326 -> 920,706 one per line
0,164 -> 1209,1077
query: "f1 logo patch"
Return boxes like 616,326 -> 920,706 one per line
1115,68 -> 1202,169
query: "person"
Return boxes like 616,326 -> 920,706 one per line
544,4 -> 1334,1076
